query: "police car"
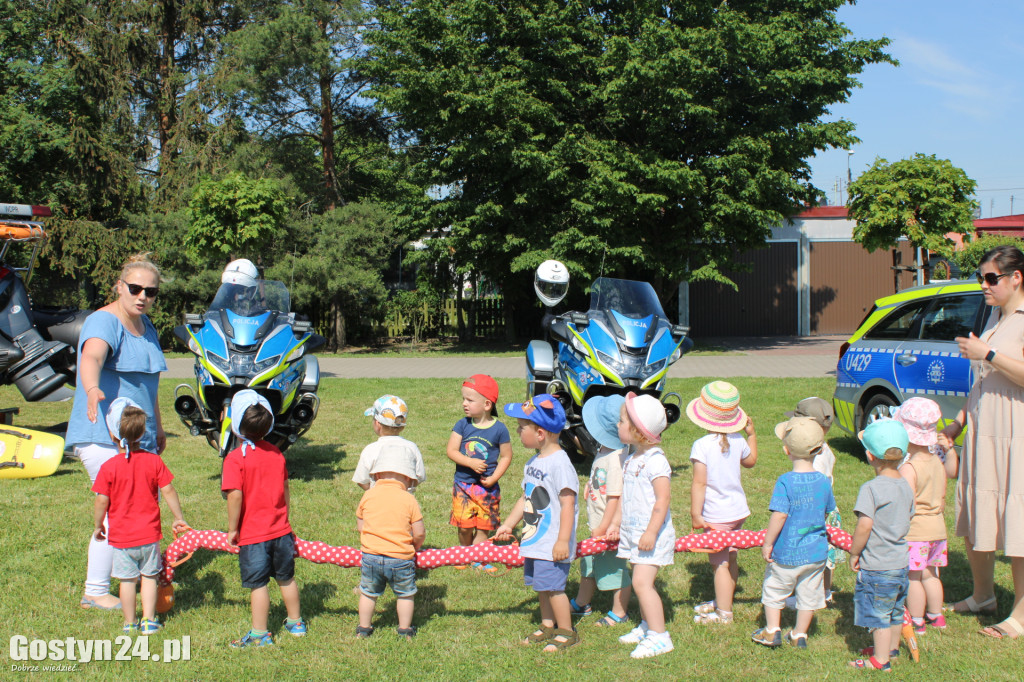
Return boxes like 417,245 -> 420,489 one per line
833,279 -> 989,435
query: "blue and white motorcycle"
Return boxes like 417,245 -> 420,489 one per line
172,279 -> 325,456
526,262 -> 692,461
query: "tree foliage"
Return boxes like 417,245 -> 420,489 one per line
366,0 -> 892,294
185,172 -> 290,261
848,153 -> 977,258
951,233 -> 1024,274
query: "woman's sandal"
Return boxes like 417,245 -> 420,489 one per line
944,595 -> 997,614
522,625 -> 555,644
594,611 -> 627,627
979,617 -> 1024,640
694,608 -> 733,625
542,628 -> 579,652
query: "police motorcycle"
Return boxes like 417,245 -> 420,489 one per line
172,260 -> 325,456
0,203 -> 90,403
526,260 -> 692,462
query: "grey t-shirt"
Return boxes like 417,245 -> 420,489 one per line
853,475 -> 915,571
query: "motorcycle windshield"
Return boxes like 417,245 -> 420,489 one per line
588,278 -> 666,320
209,280 -> 291,318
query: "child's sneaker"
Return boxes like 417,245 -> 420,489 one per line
619,623 -> 648,644
926,613 -> 946,629
570,598 -> 593,617
630,632 -> 674,659
787,631 -> 808,649
473,562 -> 499,574
912,618 -> 926,635
139,619 -> 162,636
751,628 -> 782,648
231,631 -> 274,648
123,622 -> 139,634
284,618 -> 307,637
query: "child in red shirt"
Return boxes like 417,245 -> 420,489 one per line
222,390 -> 305,647
92,398 -> 187,635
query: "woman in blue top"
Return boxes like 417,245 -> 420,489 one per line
67,254 -> 168,611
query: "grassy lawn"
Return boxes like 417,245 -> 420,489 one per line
1,377 -> 1019,680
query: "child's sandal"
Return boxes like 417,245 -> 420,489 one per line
542,628 -> 579,652
355,625 -> 374,638
693,599 -> 716,615
847,656 -> 891,671
693,608 -> 733,625
522,625 -> 555,644
594,611 -> 627,627
397,627 -> 417,640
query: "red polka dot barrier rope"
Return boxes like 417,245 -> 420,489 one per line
160,526 -> 854,585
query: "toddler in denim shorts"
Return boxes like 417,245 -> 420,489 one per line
847,420 -> 915,672
355,454 -> 426,639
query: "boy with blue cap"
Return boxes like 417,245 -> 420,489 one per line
494,394 -> 579,652
222,390 -> 306,647
570,394 -> 632,627
847,419 -> 915,672
92,397 -> 188,635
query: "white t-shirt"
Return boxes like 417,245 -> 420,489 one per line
352,436 -> 426,491
584,448 -> 625,531
812,441 -> 836,487
689,432 -> 751,523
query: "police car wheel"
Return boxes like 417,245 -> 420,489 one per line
859,393 -> 898,432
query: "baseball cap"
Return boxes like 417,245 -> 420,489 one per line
463,374 -> 499,404
581,394 -> 626,451
859,419 -> 909,460
785,397 -> 834,432
893,397 -> 941,447
774,416 -> 825,460
364,395 -> 408,427
503,393 -> 566,433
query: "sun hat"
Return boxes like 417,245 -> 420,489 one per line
582,394 -> 626,451
785,397 -> 834,432
364,395 -> 408,427
503,393 -> 565,433
859,419 -> 909,460
368,442 -> 420,480
774,417 -> 825,460
230,389 -> 274,456
106,397 -> 142,456
893,397 -> 941,447
463,374 -> 499,404
625,392 -> 667,444
685,381 -> 747,433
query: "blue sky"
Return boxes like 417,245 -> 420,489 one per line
809,1 -> 1024,217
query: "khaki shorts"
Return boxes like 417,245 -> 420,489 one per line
761,560 -> 826,611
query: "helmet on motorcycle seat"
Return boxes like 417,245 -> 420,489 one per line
535,260 -> 569,307
222,258 -> 259,288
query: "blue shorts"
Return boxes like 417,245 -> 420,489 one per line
111,543 -> 162,580
359,553 -> 417,598
580,551 -> 631,591
523,558 -> 570,593
239,534 -> 296,589
854,567 -> 909,630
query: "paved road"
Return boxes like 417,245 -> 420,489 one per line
163,336 -> 842,379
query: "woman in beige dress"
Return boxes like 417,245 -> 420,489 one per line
943,245 -> 1024,640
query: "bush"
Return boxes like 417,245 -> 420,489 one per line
951,234 -> 1024,274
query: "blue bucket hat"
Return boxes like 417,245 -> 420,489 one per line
230,390 -> 274,456
503,393 -> 566,434
106,397 -> 142,457
581,394 -> 626,451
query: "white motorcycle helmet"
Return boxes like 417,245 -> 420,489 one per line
222,258 -> 259,288
535,259 -> 569,307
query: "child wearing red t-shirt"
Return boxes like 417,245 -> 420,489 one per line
92,398 -> 187,635
222,390 -> 305,647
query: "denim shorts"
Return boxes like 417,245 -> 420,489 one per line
239,534 -> 296,589
854,567 -> 909,629
523,558 -> 570,593
111,543 -> 162,580
359,553 -> 417,598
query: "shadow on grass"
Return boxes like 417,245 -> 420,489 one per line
415,582 -> 536,621
170,553 -> 235,615
830,434 -> 865,461
287,441 -> 346,482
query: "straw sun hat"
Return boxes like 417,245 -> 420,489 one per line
685,381 -> 747,433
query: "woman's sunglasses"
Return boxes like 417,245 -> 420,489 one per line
975,271 -> 1012,286
122,281 -> 159,298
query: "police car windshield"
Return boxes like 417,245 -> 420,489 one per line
588,278 -> 665,319
209,280 -> 290,317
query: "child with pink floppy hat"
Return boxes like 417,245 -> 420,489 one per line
894,397 -> 960,635
686,381 -> 759,624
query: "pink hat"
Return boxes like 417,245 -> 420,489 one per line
625,392 -> 667,444
894,397 -> 941,446
686,381 -> 747,433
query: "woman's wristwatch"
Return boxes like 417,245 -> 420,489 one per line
986,348 -> 997,363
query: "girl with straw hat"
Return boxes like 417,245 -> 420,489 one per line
687,381 -> 759,625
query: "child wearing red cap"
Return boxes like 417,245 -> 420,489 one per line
445,374 -> 513,572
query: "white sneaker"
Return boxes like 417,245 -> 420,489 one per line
619,623 -> 648,644
631,632 -> 674,659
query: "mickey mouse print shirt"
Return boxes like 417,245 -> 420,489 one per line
519,449 -> 579,562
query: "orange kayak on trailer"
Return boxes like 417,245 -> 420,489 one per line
0,222 -> 46,241
0,425 -> 64,479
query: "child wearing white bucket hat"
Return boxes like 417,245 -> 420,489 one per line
352,395 -> 426,493
686,381 -> 759,625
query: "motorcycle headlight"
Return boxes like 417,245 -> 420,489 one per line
188,338 -> 200,354
207,351 -> 231,374
229,354 -> 255,376
569,334 -> 590,357
286,346 -> 304,363
253,355 -> 281,374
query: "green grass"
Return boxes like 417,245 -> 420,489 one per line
1,377 -> 1020,680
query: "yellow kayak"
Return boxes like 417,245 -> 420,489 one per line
0,425 -> 64,479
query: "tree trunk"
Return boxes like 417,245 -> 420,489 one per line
330,298 -> 346,350
157,0 -> 178,180
317,17 -> 341,210
456,278 -> 466,342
